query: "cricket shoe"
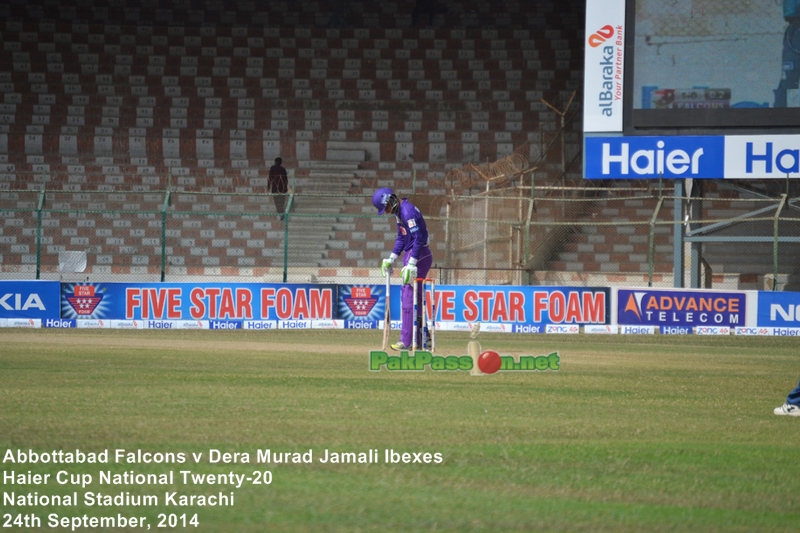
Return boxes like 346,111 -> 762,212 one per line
390,342 -> 411,351
773,402 -> 800,416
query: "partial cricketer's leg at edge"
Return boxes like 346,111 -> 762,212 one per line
774,375 -> 800,416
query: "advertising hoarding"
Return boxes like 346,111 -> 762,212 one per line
0,280 -> 60,319
583,0 -> 626,132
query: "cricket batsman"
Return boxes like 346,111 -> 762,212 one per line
372,188 -> 433,350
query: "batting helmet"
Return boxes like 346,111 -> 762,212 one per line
372,187 -> 397,215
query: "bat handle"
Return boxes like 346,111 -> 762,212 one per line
382,270 -> 391,351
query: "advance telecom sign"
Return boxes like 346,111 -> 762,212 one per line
585,135 -> 800,179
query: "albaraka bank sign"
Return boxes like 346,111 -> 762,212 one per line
584,0 -> 626,133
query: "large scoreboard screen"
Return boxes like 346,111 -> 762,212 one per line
584,0 -> 800,180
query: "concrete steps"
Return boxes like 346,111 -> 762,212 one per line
283,160 -> 361,267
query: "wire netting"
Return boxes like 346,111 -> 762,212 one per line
3,181 -> 800,290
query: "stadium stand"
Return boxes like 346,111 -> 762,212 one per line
0,0 -> 587,280
6,0 -> 782,287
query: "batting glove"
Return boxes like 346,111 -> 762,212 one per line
381,255 -> 397,277
401,257 -> 418,285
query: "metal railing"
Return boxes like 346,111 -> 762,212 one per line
3,183 -> 800,290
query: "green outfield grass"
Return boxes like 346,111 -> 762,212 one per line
1,329 -> 799,532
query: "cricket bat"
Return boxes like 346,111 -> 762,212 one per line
382,270 -> 391,350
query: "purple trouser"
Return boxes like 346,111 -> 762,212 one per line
400,247 -> 433,347
787,376 -> 800,406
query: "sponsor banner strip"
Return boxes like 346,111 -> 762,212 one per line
583,0 -> 626,132
585,135 -> 800,180
617,288 -> 747,328
3,322 -> 797,337
584,325 -> 618,334
693,326 -> 731,335
546,324 -> 581,334
619,325 -> 656,335
768,327 -> 800,336
0,280 -> 61,319
54,282 -> 610,325
735,327 -> 772,336
3,318 -> 42,328
243,321 -> 278,330
311,320 -> 345,329
659,326 -> 694,335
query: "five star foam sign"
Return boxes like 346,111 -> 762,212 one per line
343,286 -> 378,317
66,285 -> 104,316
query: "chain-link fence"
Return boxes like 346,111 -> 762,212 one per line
4,180 -> 800,290
439,180 -> 800,290
0,189 -> 392,284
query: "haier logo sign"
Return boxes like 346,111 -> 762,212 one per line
586,135 -> 800,180
621,326 -> 655,335
44,319 -> 76,328
513,324 -> 542,334
244,321 -> 276,330
346,320 -> 376,329
771,327 -> 800,336
660,326 -> 692,335
585,136 -> 725,179
210,320 -> 242,329
280,320 -> 311,329
725,136 -> 800,178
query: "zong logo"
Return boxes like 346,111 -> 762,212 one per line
588,25 -> 613,48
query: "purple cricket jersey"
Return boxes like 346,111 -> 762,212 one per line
391,198 -> 428,260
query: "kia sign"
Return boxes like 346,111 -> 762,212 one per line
0,281 -> 60,319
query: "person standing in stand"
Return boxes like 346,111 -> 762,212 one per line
372,187 -> 433,350
268,157 -> 288,220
